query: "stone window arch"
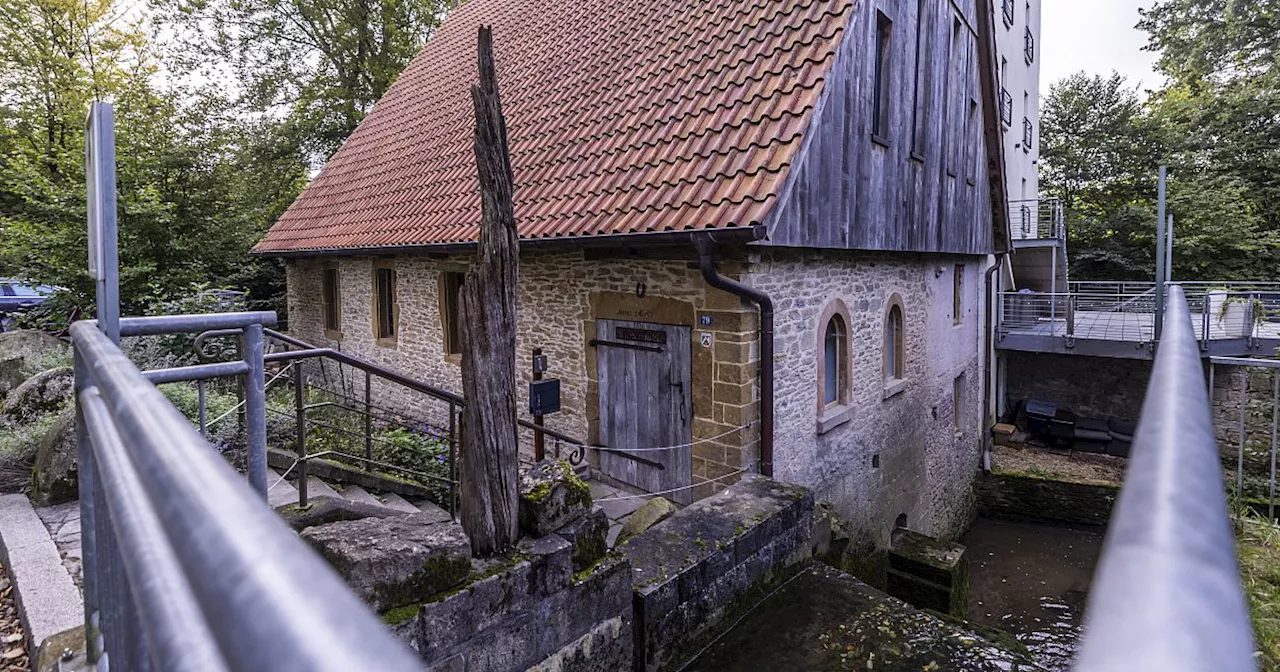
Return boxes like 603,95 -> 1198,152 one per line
817,299 -> 853,433
884,295 -> 907,395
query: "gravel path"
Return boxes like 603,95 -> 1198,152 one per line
0,561 -> 29,671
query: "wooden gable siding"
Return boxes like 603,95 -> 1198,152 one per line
763,0 -> 994,255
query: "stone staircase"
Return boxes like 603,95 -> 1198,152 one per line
266,468 -> 450,520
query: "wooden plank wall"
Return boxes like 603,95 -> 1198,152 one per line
764,0 -> 994,255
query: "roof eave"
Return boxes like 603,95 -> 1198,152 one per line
251,224 -> 767,259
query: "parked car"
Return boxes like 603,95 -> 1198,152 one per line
0,280 -> 56,330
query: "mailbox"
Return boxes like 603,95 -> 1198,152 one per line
529,379 -> 561,416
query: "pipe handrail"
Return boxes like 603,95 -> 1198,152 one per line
1075,285 -> 1255,671
72,320 -> 424,671
261,329 -> 590,450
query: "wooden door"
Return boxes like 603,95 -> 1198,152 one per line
596,319 -> 693,505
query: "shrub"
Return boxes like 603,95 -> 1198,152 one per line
161,383 -> 241,448
0,409 -> 60,492
373,426 -> 452,504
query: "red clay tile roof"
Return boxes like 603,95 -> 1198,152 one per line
253,0 -> 856,255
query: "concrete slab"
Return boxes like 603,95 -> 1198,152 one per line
0,494 -> 82,651
305,476 -> 341,500
595,495 -> 645,522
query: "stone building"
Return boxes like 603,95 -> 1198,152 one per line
257,0 -> 1012,548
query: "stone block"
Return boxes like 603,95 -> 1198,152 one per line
520,460 -> 592,537
32,409 -> 77,506
301,513 -> 470,612
519,534 -> 573,599
616,497 -> 677,546
555,506 -> 607,571
2,368 -> 72,423
276,496 -> 401,531
461,612 -> 540,672
535,553 -> 632,658
415,554 -> 536,660
528,615 -> 632,672
887,528 -> 968,619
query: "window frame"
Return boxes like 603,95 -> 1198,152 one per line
372,260 -> 399,347
954,372 -> 967,437
816,300 -> 853,434
321,266 -> 343,339
952,264 -> 964,325
871,11 -> 893,143
439,271 -> 466,358
883,296 -> 907,399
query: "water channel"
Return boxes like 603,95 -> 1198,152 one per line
962,517 -> 1106,671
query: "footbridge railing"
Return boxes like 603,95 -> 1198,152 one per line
1075,285 -> 1255,671
72,314 -> 423,671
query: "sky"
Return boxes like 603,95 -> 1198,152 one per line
1040,0 -> 1165,95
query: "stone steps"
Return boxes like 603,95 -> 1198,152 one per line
340,484 -> 383,509
266,469 -> 299,509
377,492 -> 420,514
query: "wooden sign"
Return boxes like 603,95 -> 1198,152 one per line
616,326 -> 668,345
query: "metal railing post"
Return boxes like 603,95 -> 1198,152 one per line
1239,369 -> 1248,495
74,346 -> 102,663
243,324 -> 267,499
295,366 -> 309,509
1066,294 -> 1076,338
448,401 -> 457,520
197,379 -> 208,440
364,370 -> 372,470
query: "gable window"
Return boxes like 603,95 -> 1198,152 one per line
373,262 -> 398,344
440,271 -> 466,356
817,300 -> 853,433
952,264 -> 964,325
884,296 -> 907,399
322,267 -> 342,337
871,12 -> 893,141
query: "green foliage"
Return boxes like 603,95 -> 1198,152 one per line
1236,514 -> 1280,669
155,0 -> 447,162
373,427 -> 452,503
0,408 -> 61,492
161,382 -> 241,447
1042,0 -> 1280,282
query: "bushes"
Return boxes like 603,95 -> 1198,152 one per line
160,382 -> 242,448
373,427 -> 452,502
0,409 -> 60,493
1238,514 -> 1280,670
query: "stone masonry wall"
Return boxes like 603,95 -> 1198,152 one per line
744,249 -> 988,548
1003,351 -> 1278,462
286,250 -> 760,500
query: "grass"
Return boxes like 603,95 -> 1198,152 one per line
1238,513 -> 1280,670
0,409 -> 61,492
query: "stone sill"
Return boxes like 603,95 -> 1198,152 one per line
882,379 -> 908,401
817,406 -> 853,435
324,329 -> 344,341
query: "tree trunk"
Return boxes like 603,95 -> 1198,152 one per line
458,26 -> 520,557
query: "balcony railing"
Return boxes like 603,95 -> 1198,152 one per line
1002,0 -> 1014,27
1008,198 -> 1064,240
1025,26 -> 1036,63
1000,89 -> 1013,127
998,282 -> 1280,350
1075,285 -> 1255,671
1022,117 -> 1034,152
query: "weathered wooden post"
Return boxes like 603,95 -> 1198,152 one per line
458,26 -> 520,556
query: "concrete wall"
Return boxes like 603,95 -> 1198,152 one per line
995,0 -> 1041,210
1003,351 -> 1151,423
746,249 -> 988,547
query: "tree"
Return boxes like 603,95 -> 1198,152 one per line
0,0 -> 308,316
156,0 -> 447,162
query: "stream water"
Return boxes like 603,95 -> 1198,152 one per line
962,518 -> 1106,671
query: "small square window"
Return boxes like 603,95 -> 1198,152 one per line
373,264 -> 398,344
321,268 -> 341,336
440,272 -> 466,356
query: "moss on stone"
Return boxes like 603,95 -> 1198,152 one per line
380,603 -> 422,625
371,553 -> 471,610
572,551 -> 622,584
525,480 -> 552,503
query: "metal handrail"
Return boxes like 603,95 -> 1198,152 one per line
1075,285 -> 1255,671
72,319 -> 424,671
261,328 -> 590,453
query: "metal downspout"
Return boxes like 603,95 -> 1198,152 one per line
693,236 -> 774,478
983,256 -> 1005,472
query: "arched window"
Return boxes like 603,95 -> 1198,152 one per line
885,301 -> 905,382
823,314 -> 848,409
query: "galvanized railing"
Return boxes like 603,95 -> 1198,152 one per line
1008,198 -> 1064,241
1075,285 -> 1255,671
999,284 -> 1280,350
73,314 -> 423,671
1210,356 -> 1280,515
